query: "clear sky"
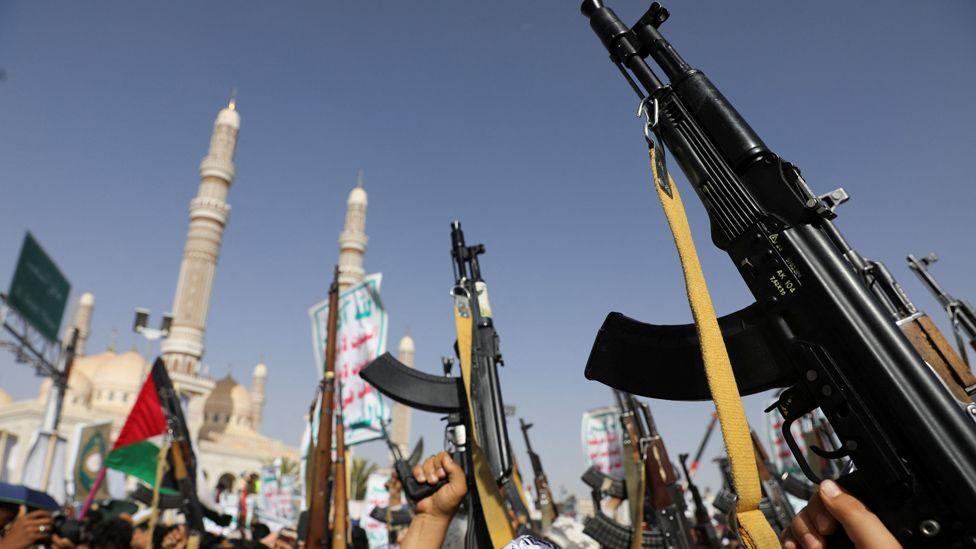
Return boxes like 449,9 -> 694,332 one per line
1,1 -> 974,499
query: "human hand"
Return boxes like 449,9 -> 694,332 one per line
49,534 -> 75,549
161,524 -> 188,549
412,452 -> 467,522
782,479 -> 900,548
0,506 -> 53,549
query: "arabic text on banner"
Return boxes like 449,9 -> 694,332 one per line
308,274 -> 390,446
581,406 -> 624,479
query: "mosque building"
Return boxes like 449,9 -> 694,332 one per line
0,97 -> 416,495
0,100 -> 295,491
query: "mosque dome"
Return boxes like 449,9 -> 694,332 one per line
94,352 -> 148,388
0,388 -> 13,407
398,335 -> 415,353
202,375 -> 254,435
91,351 -> 149,409
253,362 -> 267,378
79,292 -> 95,306
38,371 -> 94,408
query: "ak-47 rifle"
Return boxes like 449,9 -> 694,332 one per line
150,359 -> 205,548
361,221 -> 528,547
909,253 -> 976,369
580,1 -> 976,543
749,432 -> 794,533
307,268 -> 340,548
677,454 -> 719,549
331,381 -> 349,549
597,392 -> 693,549
634,400 -> 693,549
519,418 -> 557,531
613,391 -> 646,549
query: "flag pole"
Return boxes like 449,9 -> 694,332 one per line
147,438 -> 171,546
78,466 -> 106,520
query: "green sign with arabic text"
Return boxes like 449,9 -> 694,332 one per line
7,233 -> 71,342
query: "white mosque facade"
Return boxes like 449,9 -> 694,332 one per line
0,98 -> 416,495
0,101 -> 297,493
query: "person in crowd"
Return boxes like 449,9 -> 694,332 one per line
0,505 -> 54,549
399,452 -> 902,548
249,523 -> 270,543
89,517 -> 132,549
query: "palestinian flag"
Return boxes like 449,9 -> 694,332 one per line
103,359 -> 171,485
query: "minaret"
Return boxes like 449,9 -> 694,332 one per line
338,171 -> 368,291
250,362 -> 267,430
65,292 -> 94,356
161,98 -> 240,379
390,334 -> 415,453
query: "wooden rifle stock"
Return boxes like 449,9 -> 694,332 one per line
307,269 -> 340,548
331,390 -> 348,549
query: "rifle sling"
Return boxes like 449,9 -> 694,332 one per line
647,145 -> 778,548
455,298 -> 517,548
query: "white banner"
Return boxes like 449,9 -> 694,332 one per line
256,465 -> 298,530
360,471 -> 392,548
22,431 -> 67,503
581,406 -> 624,479
309,274 -> 390,446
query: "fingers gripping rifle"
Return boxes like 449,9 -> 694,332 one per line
581,1 -> 976,543
361,221 -> 521,546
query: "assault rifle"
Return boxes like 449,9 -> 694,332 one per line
581,465 -> 627,500
612,391 -> 694,549
361,221 -> 528,546
519,418 -> 558,531
909,253 -> 976,368
677,454 -> 719,548
580,1 -> 976,544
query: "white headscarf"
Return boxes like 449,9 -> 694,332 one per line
503,535 -> 558,548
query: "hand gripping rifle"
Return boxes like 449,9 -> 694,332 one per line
580,1 -> 976,544
361,221 -> 524,547
519,418 -> 558,531
909,253 -> 976,369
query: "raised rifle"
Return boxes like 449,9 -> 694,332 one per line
581,465 -> 627,500
909,253 -> 976,369
519,418 -> 558,531
749,432 -> 794,533
361,221 -> 527,547
580,1 -> 976,544
307,268 -> 340,548
634,400 -> 693,549
613,391 -> 646,549
677,454 -> 719,549
331,380 -> 349,549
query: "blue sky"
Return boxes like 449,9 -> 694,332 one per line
1,1 -> 974,498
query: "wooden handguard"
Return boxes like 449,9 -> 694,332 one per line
901,314 -> 976,403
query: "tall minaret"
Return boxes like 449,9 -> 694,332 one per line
161,98 -> 240,381
338,171 -> 368,291
250,362 -> 267,429
65,292 -> 94,356
390,334 -> 415,453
